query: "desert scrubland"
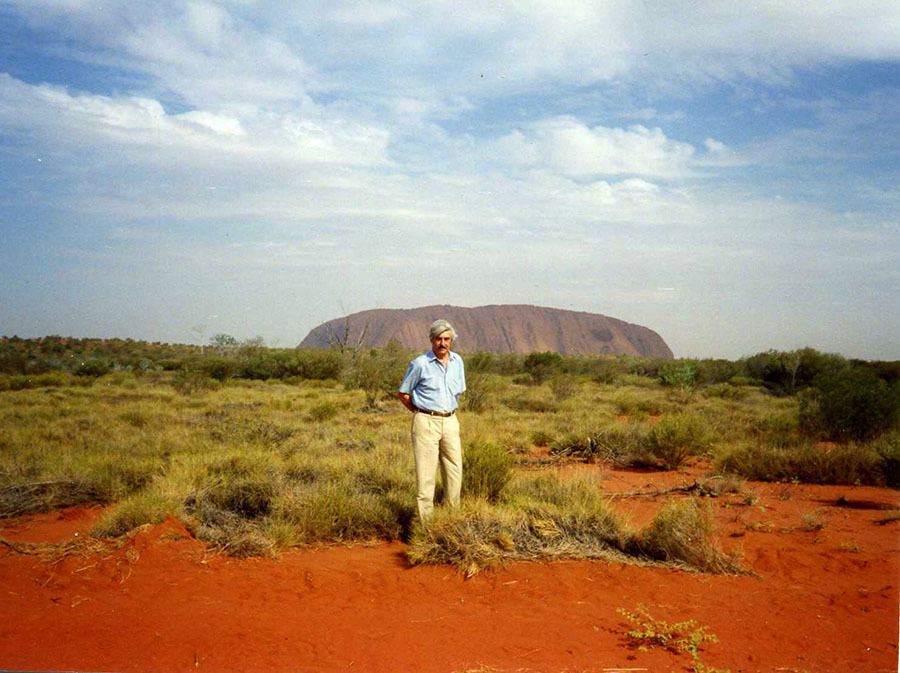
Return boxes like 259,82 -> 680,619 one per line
0,337 -> 897,672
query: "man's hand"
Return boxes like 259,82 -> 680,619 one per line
397,392 -> 415,412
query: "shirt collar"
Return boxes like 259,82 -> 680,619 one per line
427,350 -> 458,363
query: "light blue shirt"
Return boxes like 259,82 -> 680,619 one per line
398,350 -> 466,413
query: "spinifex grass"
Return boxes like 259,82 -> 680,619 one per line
1,361 -> 895,565
407,476 -> 742,577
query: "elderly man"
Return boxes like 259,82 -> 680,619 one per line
397,319 -> 466,520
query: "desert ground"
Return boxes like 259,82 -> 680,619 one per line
2,461 -> 896,673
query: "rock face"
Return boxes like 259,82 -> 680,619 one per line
299,305 -> 673,358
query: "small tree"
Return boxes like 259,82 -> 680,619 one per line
524,351 -> 563,385
210,333 -> 239,351
659,361 -> 698,392
342,341 -> 410,409
800,367 -> 900,442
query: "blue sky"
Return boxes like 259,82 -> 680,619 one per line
1,1 -> 898,359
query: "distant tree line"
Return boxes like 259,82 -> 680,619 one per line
2,335 -> 897,388
2,334 -> 898,444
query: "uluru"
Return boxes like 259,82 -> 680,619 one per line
299,305 -> 673,358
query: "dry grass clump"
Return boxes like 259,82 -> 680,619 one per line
406,495 -> 631,578
638,498 -> 742,575
871,430 -> 900,488
645,413 -> 713,470
613,391 -> 667,418
276,481 -> 408,544
550,425 -> 648,465
92,490 -> 177,537
0,457 -> 161,518
0,480 -> 102,518
550,413 -> 713,471
715,442 -> 886,485
185,449 -> 416,552
799,509 -> 827,532
702,382 -> 749,401
409,475 -> 742,577
463,442 -> 515,503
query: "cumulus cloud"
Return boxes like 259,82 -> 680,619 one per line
490,117 -> 695,178
1,1 -> 897,358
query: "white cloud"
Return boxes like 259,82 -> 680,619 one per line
491,117 -> 695,178
0,73 -> 390,168
1,1 -> 897,359
10,0 -> 899,113
177,111 -> 245,137
8,1 -> 317,108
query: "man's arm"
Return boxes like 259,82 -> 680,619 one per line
397,392 -> 415,412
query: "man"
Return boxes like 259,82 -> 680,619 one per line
397,319 -> 466,520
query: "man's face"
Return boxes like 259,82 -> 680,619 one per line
431,330 -> 453,357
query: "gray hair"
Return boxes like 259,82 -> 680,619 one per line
429,319 -> 457,340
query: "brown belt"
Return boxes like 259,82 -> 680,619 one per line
413,406 -> 455,417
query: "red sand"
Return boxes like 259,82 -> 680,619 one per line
1,468 -> 897,673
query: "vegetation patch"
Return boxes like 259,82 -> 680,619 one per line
1,340 -> 896,569
408,476 -> 742,577
92,490 -> 176,537
638,498 -> 742,574
550,413 -> 712,471
716,442 -> 887,486
462,442 -> 514,503
617,604 -> 728,673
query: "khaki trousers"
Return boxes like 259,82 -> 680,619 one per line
411,411 -> 462,520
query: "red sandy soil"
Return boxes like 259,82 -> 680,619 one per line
1,466 -> 897,673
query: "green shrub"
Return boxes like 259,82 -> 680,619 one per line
749,413 -> 798,449
278,481 -> 402,542
550,425 -> 648,466
290,349 -> 343,380
524,352 -> 564,385
548,374 -> 577,401
799,367 -> 899,442
591,358 -> 627,385
172,368 -> 219,395
659,361 -> 698,390
614,393 -> 664,417
871,431 -> 900,488
645,413 -> 712,470
463,442 -> 514,503
716,442 -> 885,485
92,490 -> 175,537
703,383 -> 748,401
195,357 -> 236,381
503,396 -> 557,413
74,358 -> 112,377
463,372 -> 496,412
307,401 -> 338,422
617,605 -> 723,672
341,342 -> 409,408
695,358 -> 741,385
742,348 -> 848,395
639,498 -> 740,574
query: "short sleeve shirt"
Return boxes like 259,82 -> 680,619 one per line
398,350 -> 466,413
